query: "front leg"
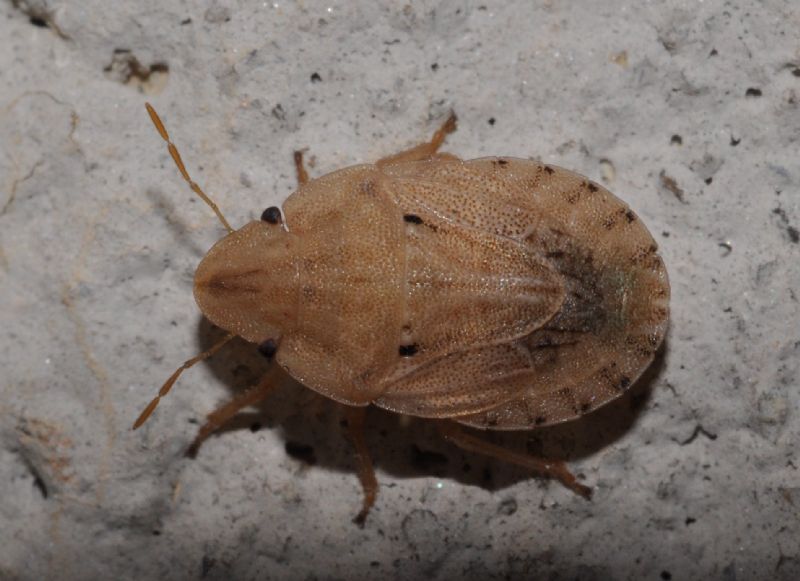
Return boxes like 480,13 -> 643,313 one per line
186,366 -> 279,457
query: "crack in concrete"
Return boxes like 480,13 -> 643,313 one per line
59,205 -> 116,505
2,159 -> 43,216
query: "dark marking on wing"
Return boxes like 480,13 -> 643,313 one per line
399,343 -> 419,357
204,269 -> 263,295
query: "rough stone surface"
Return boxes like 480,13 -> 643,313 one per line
1,1 -> 798,580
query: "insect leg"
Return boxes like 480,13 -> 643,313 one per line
186,366 -> 279,457
144,103 -> 234,233
132,333 -> 235,429
437,421 -> 593,499
376,111 -> 458,167
342,406 -> 378,526
293,150 -> 310,186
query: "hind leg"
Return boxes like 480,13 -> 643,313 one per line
438,421 -> 592,498
377,112 -> 458,167
342,406 -> 378,526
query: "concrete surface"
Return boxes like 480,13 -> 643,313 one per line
1,1 -> 799,579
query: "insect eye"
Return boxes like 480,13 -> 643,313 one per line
260,206 -> 282,224
257,338 -> 278,359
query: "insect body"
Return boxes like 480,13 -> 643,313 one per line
135,104 -> 670,523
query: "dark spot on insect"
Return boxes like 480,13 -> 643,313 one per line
585,181 -> 599,193
685,517 -> 696,525
404,214 -> 424,224
430,62 -> 439,71
709,48 -> 718,57
302,285 -> 314,298
257,338 -> 278,359
670,134 -> 683,145
29,16 -> 48,28
745,87 -> 762,97
649,244 -> 658,253
497,158 -> 508,166
788,227 -> 800,243
411,445 -> 448,471
546,250 -> 565,259
260,206 -> 282,224
625,209 -> 636,223
285,441 -> 316,465
249,421 -> 262,432
152,529 -> 162,536
730,135 -> 741,146
544,165 -> 555,175
603,216 -> 616,230
488,117 -> 496,126
661,571 -> 672,580
580,402 -> 592,413
310,72 -> 322,83
619,376 -> 631,390
636,346 -> 653,357
704,177 -> 713,185
180,17 -> 192,25
399,343 -> 419,357
534,416 -> 547,425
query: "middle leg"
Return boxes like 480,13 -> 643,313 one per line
377,112 -> 458,167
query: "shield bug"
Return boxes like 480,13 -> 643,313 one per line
134,104 -> 670,524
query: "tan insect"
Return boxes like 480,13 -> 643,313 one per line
134,103 -> 670,524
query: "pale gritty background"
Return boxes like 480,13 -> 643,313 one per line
1,1 -> 798,580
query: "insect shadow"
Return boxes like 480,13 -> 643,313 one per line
191,317 -> 667,496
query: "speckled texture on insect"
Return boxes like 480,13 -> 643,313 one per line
135,104 -> 670,520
